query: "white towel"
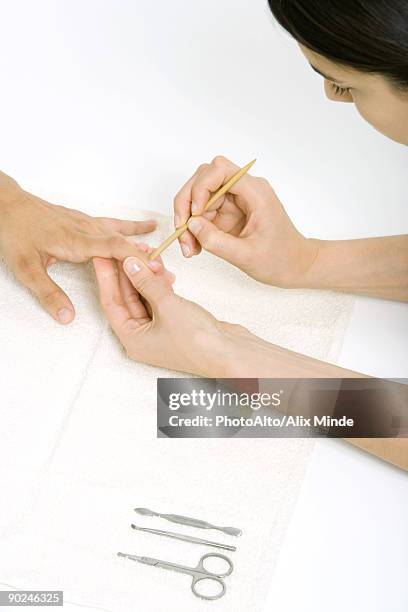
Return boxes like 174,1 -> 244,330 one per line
0,210 -> 354,612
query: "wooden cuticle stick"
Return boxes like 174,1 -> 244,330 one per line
149,159 -> 256,260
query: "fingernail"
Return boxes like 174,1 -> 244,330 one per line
57,308 -> 73,324
181,244 -> 191,257
148,260 -> 161,272
188,218 -> 202,235
174,214 -> 181,228
124,258 -> 141,276
191,202 -> 199,215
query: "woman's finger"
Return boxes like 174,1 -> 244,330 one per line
93,257 -> 132,333
178,230 -> 202,258
191,155 -> 257,217
173,165 -> 212,257
173,164 -> 208,227
132,242 -> 165,273
134,243 -> 177,283
122,255 -> 172,312
173,156 -> 252,257
179,203 -> 217,258
118,265 -> 150,322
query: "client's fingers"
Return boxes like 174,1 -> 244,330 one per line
97,218 -> 157,236
135,244 -> 176,284
93,257 -> 132,332
14,254 -> 75,324
134,242 -> 165,273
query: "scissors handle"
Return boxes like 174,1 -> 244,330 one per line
196,552 -> 234,578
189,552 -> 233,600
191,575 -> 226,601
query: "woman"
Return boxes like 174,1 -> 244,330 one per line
93,0 -> 407,379
92,0 -> 408,470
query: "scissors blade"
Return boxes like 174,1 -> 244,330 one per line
117,552 -> 160,567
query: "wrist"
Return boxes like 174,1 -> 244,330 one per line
297,239 -> 343,290
208,323 -> 277,378
213,323 -> 363,378
281,237 -> 322,289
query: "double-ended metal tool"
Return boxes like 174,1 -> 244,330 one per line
134,507 -> 242,537
131,524 -> 237,552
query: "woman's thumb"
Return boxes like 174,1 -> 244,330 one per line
123,256 -> 170,305
187,216 -> 246,265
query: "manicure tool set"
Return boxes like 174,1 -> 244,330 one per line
117,506 -> 242,600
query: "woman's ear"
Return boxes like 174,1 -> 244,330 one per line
324,80 -> 354,103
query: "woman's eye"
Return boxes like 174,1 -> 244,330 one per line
331,83 -> 350,97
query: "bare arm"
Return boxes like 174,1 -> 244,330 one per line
303,236 -> 408,302
223,328 -> 364,378
93,255 -> 408,471
226,331 -> 408,471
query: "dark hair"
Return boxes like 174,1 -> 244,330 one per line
268,0 -> 408,88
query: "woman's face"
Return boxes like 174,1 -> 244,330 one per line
300,45 -> 408,145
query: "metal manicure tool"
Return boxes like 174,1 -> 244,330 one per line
117,551 -> 233,600
131,523 -> 237,552
134,507 -> 242,537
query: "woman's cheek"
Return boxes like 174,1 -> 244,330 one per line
352,80 -> 408,144
354,97 -> 398,140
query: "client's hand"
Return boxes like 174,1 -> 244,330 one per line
0,170 -> 158,324
93,251 -> 250,376
173,155 -> 318,288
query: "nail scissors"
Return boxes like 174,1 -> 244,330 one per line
118,551 -> 233,600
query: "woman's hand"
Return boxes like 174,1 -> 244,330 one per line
173,155 -> 318,287
93,252 -> 252,377
94,249 -> 364,379
0,171 -> 159,324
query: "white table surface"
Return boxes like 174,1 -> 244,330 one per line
1,2 -> 407,611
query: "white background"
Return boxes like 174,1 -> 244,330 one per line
0,1 -> 407,611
